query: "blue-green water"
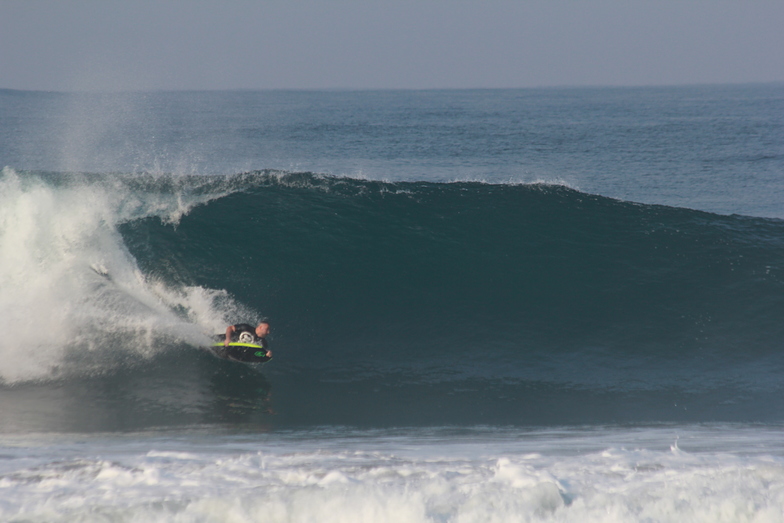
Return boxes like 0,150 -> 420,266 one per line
1,85 -> 784,521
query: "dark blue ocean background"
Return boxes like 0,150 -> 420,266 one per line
1,85 -> 784,431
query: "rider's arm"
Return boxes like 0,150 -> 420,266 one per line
224,325 -> 236,346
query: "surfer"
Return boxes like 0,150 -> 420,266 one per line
224,321 -> 271,358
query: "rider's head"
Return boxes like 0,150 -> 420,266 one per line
255,322 -> 270,338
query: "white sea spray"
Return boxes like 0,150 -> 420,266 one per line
0,168 -> 242,383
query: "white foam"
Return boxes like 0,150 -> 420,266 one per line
1,426 -> 783,522
0,168 -> 240,383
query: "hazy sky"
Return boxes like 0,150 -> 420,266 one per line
2,0 -> 783,91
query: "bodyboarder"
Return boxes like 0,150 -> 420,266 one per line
224,321 -> 272,359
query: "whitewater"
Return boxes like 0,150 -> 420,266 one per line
2,426 -> 784,522
1,85 -> 783,521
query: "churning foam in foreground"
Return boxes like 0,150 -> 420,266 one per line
0,168 -> 238,383
1,426 -> 783,522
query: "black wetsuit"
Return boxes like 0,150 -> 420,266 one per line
231,323 -> 268,348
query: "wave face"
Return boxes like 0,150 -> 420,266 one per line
3,168 -> 784,429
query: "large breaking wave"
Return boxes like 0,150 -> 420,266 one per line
3,167 -> 784,426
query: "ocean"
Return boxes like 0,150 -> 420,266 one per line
1,85 -> 784,521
